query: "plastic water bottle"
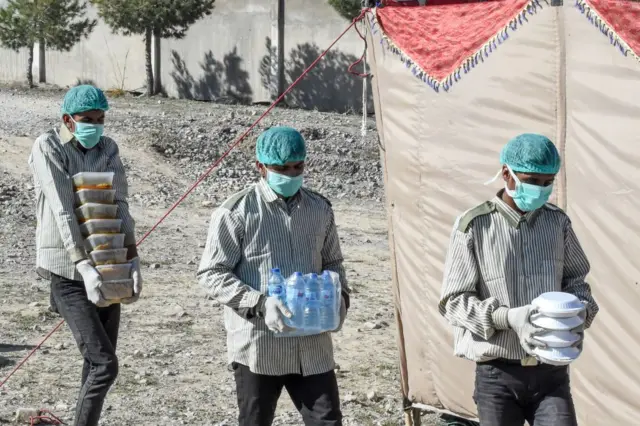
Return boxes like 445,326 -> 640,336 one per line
267,268 -> 286,302
285,272 -> 305,328
303,273 -> 321,332
319,271 -> 336,331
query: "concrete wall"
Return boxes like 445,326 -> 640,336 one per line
0,0 -> 369,113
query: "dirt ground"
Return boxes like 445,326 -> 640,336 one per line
0,87 -> 440,425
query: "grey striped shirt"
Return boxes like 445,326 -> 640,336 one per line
29,125 -> 136,281
439,193 -> 599,362
197,179 -> 349,376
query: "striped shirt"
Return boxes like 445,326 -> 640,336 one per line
29,125 -> 136,281
439,192 -> 599,362
197,179 -> 349,376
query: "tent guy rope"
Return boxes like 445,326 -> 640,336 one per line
0,8 -> 370,393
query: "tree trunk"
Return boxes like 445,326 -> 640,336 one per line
152,30 -> 163,96
144,28 -> 154,96
38,40 -> 46,83
27,44 -> 34,88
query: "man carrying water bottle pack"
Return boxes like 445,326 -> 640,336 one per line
197,126 -> 350,426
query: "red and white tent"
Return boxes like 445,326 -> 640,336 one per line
366,1 -> 640,424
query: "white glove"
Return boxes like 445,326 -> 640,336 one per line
507,305 -> 545,355
333,297 -> 347,332
76,260 -> 106,306
262,296 -> 292,333
122,257 -> 142,304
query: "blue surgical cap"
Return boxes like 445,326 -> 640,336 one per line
61,85 -> 110,116
256,127 -> 307,166
500,133 -> 561,174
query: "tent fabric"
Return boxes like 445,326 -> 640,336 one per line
577,0 -> 640,58
367,1 -> 640,424
373,0 -> 536,88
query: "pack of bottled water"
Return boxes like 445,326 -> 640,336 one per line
267,268 -> 342,337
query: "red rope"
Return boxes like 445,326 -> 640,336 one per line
0,9 -> 370,394
30,409 -> 64,425
348,12 -> 371,77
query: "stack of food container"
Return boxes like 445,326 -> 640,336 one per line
529,292 -> 586,365
73,172 -> 133,303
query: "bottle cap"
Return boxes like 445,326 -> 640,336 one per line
272,268 -> 281,274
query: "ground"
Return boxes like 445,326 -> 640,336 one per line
0,85 -> 441,425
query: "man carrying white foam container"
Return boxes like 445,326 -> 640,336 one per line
29,85 -> 142,426
439,134 -> 599,426
197,126 -> 349,426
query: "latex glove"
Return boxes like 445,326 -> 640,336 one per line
508,305 -> 545,355
122,257 -> 142,304
76,260 -> 105,306
333,297 -> 347,332
262,297 -> 293,333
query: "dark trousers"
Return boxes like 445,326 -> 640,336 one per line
50,274 -> 121,426
232,363 -> 342,426
474,361 -> 578,426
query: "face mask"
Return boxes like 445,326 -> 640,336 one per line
71,119 -> 104,149
504,166 -> 553,212
266,170 -> 303,198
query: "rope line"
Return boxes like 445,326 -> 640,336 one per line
0,9 -> 370,395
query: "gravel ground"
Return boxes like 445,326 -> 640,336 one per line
0,84 -> 440,426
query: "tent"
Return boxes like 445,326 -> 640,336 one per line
365,0 -> 640,424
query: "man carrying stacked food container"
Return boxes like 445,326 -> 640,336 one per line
439,134 -> 599,426
197,126 -> 349,426
28,85 -> 142,426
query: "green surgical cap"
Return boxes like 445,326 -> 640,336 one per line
500,133 -> 561,174
256,126 -> 307,166
61,85 -> 109,116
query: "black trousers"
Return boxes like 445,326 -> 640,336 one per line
232,363 -> 342,426
474,361 -> 578,426
50,274 -> 120,426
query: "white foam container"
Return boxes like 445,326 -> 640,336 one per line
85,233 -> 125,251
531,313 -> 584,331
533,346 -> 581,366
80,219 -> 122,237
534,330 -> 581,348
96,263 -> 132,281
532,292 -> 586,318
72,172 -> 114,189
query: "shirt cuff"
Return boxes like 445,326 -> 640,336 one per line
492,306 -> 510,330
68,247 -> 88,263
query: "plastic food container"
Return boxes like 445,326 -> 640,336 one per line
89,248 -> 128,266
533,346 -> 581,366
85,234 -> 125,251
534,331 -> 581,348
72,172 -> 115,190
75,203 -> 118,222
75,189 -> 116,206
531,313 -> 584,331
531,292 -> 586,318
80,219 -> 122,237
96,264 -> 132,281
101,279 -> 134,301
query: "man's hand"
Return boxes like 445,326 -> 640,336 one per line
508,305 -> 546,355
262,297 -> 293,333
122,257 -> 143,305
76,260 -> 105,306
333,296 -> 347,332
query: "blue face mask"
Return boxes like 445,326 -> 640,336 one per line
72,119 -> 104,149
505,167 -> 553,211
266,170 -> 303,198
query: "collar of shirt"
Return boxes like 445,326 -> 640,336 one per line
493,190 -> 541,228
